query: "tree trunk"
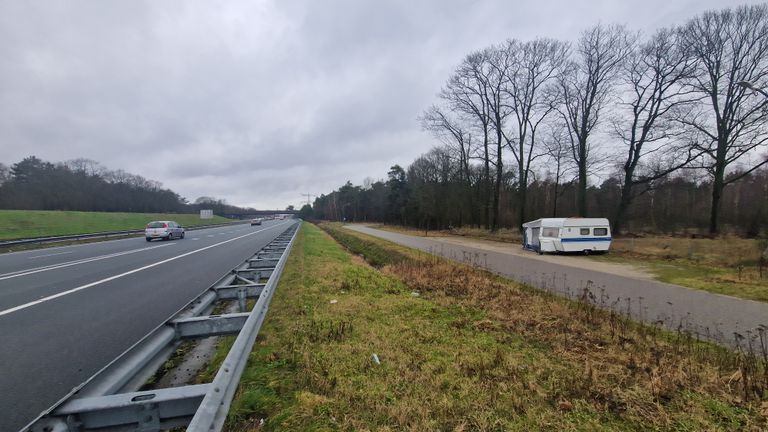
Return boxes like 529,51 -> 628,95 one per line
518,184 -> 527,229
552,161 -> 561,217
613,163 -> 636,235
552,181 -> 559,217
709,161 -> 725,235
578,148 -> 588,216
483,131 -> 491,230
709,132 -> 729,235
613,186 -> 633,236
492,134 -> 503,232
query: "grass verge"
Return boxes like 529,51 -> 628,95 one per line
0,209 -> 232,240
211,222 -> 767,431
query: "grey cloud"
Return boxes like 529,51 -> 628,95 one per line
0,0 -> 756,209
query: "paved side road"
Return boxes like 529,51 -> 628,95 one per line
346,225 -> 768,348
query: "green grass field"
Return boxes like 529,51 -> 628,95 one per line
0,209 -> 232,240
203,223 -> 766,431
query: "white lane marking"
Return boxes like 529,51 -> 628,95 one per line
0,222 -> 292,317
0,243 -> 176,281
0,236 -> 141,257
207,235 -> 214,238
28,251 -> 74,260
191,238 -> 200,241
0,224 -> 251,257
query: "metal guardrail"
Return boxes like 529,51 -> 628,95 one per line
22,221 -> 301,432
0,220 -> 251,248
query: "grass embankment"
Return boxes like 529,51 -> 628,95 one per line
372,223 -> 768,303
210,223 -> 767,431
0,209 -> 232,240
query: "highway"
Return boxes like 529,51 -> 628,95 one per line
0,219 -> 298,432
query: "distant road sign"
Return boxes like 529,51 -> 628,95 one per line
200,209 -> 213,219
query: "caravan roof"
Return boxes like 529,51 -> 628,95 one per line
522,218 -> 610,228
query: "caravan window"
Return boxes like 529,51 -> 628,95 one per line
542,227 -> 559,237
580,228 -> 590,235
594,227 -> 608,236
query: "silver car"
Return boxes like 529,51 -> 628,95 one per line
145,220 -> 185,241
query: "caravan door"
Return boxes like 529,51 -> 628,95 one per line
530,227 -> 540,250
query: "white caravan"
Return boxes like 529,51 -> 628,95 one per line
522,218 -> 611,255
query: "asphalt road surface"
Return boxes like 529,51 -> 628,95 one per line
0,219 -> 297,432
346,225 -> 768,348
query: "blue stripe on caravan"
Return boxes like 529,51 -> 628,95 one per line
560,237 -> 612,243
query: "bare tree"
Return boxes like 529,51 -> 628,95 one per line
63,158 -> 106,176
611,28 -> 699,234
680,4 -> 768,234
558,23 -> 633,217
543,124 -> 576,217
482,45 -> 515,231
442,52 -> 493,228
420,105 -> 474,185
103,169 -> 131,184
503,38 -> 570,228
420,105 -> 477,226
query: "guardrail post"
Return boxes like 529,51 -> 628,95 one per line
137,403 -> 159,432
237,287 -> 247,313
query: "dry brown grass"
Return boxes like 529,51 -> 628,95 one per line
609,236 -> 765,268
388,259 -> 754,411
370,223 -> 523,243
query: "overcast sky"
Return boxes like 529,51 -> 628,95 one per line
0,0 -> 757,209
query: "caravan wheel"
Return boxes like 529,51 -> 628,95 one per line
583,249 -> 590,256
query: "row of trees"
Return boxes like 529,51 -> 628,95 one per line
313,161 -> 768,237
0,156 -> 253,215
315,4 -> 768,236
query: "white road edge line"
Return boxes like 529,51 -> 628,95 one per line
0,221 -> 292,317
28,251 -> 74,260
0,243 -> 176,280
0,224 -> 249,257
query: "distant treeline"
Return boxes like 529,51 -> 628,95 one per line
312,162 -> 768,237
0,156 -> 253,216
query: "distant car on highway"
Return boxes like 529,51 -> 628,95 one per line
145,221 -> 185,241
250,218 -> 263,226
